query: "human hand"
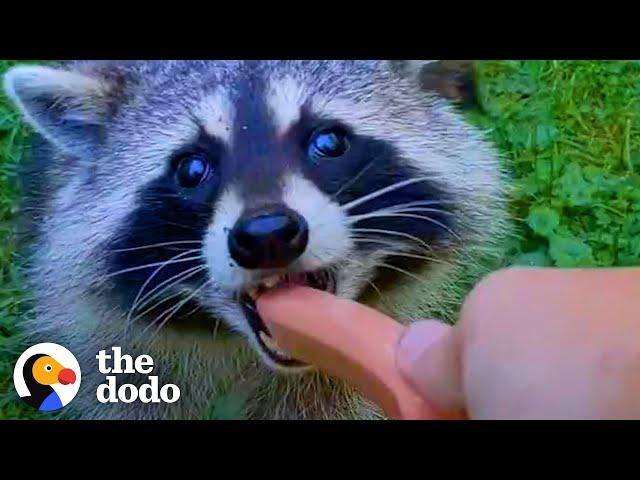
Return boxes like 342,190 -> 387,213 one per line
397,267 -> 640,419
257,268 -> 640,420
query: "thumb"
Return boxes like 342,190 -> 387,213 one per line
396,320 -> 466,412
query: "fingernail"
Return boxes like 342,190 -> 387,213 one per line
397,321 -> 450,376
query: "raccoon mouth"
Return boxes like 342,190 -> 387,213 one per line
239,270 -> 336,368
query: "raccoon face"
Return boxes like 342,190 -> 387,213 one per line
5,60 -> 501,371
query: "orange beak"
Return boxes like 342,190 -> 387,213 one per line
58,368 -> 76,385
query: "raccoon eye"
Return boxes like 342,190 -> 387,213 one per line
307,127 -> 350,161
175,153 -> 211,188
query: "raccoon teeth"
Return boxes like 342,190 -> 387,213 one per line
261,275 -> 282,289
259,331 -> 291,359
243,276 -> 283,301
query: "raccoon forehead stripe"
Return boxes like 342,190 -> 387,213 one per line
265,76 -> 307,136
195,90 -> 235,146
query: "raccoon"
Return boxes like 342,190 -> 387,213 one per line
4,60 -> 509,419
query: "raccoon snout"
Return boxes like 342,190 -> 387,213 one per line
228,206 -> 309,270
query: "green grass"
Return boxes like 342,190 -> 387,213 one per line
0,60 -> 38,419
1,60 -> 639,419
472,61 -> 640,268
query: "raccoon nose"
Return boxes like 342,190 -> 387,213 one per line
228,208 -> 309,269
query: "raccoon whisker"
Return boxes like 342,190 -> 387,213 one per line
103,256 -> 203,280
351,207 -> 452,220
374,249 -> 451,267
129,275 -> 209,330
353,207 -> 458,231
183,303 -> 202,318
350,237 -> 423,257
389,207 -> 452,215
385,206 -> 484,235
365,278 -> 391,311
133,263 -> 207,314
133,287 -> 196,345
118,249 -> 197,316
339,176 -> 438,212
129,264 -> 207,328
375,261 -> 462,311
348,212 -> 462,242
332,156 -> 377,200
306,201 -> 448,245
129,288 -> 188,329
125,249 -> 203,317
160,220 -> 203,232
350,236 -> 406,249
350,237 -> 448,267
339,256 -> 402,307
390,199 -> 457,207
212,314 -> 223,341
365,200 -> 457,213
142,280 -> 212,346
351,227 -> 435,253
372,261 -> 437,291
375,203 -> 456,215
111,240 -> 202,253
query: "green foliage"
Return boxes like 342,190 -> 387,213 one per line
0,60 -> 38,419
203,390 -> 248,420
471,60 -> 640,268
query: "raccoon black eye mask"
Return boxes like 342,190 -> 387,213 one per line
4,60 -> 508,418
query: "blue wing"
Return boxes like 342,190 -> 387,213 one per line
39,391 -> 64,411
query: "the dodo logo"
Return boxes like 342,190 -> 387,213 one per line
13,343 -> 81,412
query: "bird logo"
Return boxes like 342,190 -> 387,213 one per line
13,343 -> 81,412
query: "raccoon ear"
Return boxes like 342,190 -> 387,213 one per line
390,60 -> 438,80
391,60 -> 477,106
3,64 -> 124,155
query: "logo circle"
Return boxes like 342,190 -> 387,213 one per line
13,343 -> 81,412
